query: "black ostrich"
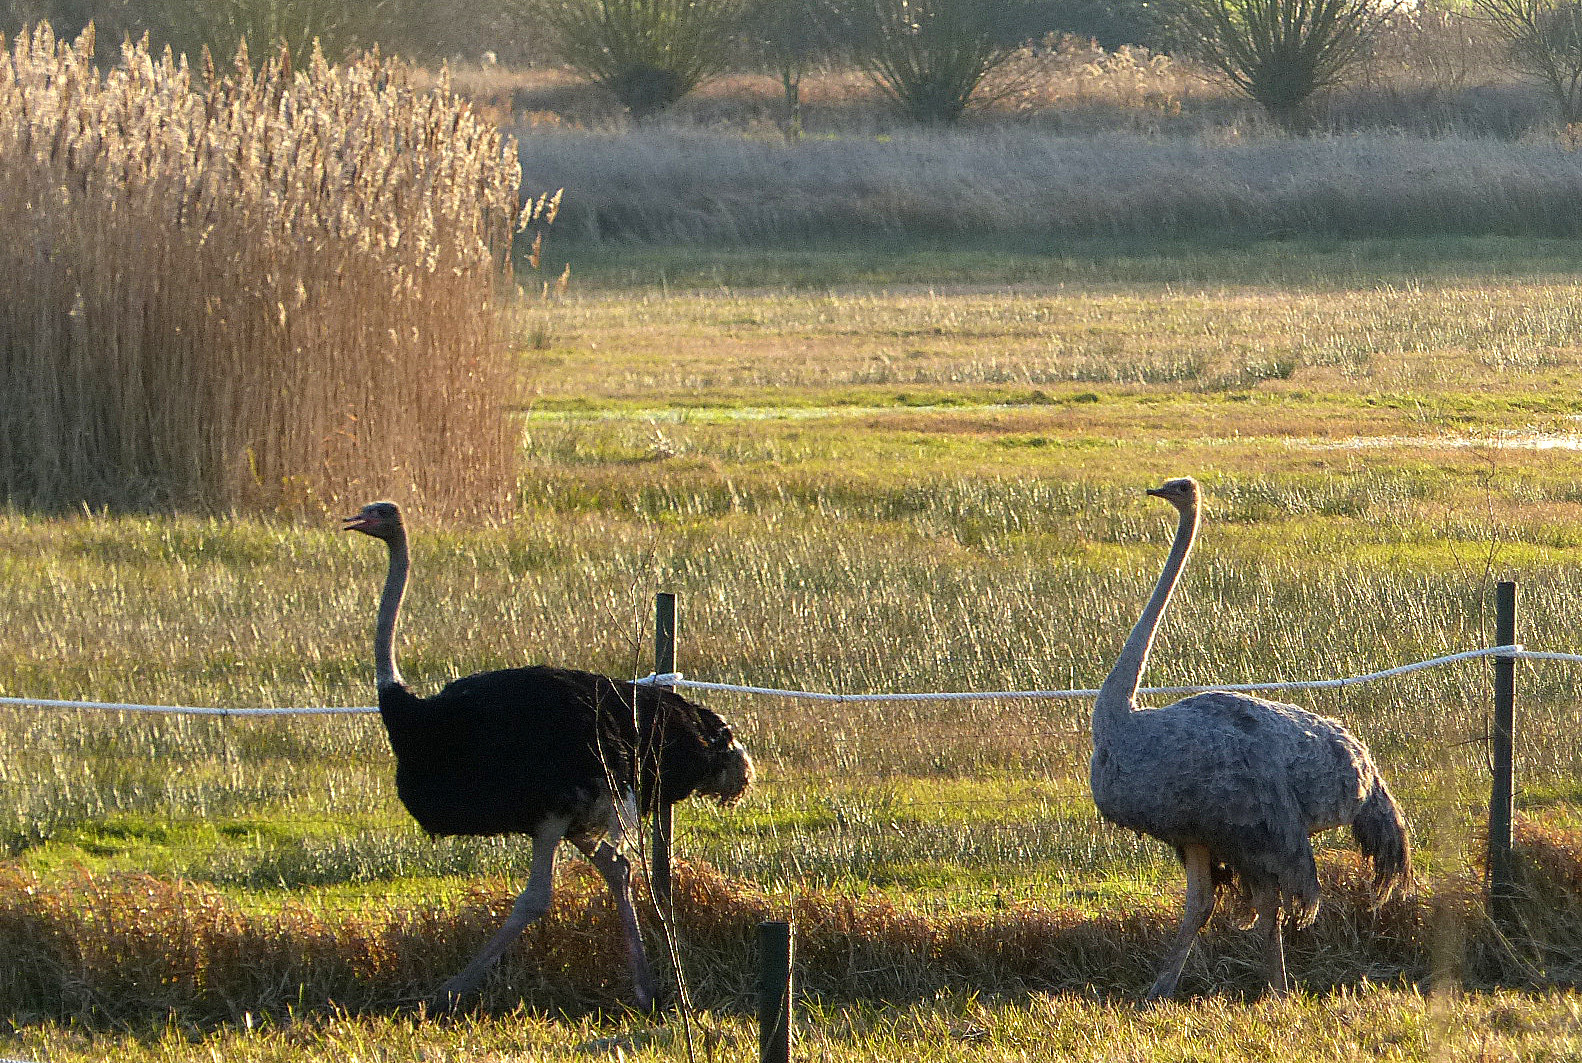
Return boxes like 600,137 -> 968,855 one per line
344,500 -> 753,1009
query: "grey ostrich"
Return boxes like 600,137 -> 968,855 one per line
1089,477 -> 1410,1001
344,500 -> 753,1010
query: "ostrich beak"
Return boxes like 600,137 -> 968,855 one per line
342,513 -> 373,533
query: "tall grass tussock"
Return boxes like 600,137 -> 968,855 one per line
0,25 -> 528,515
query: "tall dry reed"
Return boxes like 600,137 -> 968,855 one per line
0,24 -> 535,516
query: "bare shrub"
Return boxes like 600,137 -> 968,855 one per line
1367,2 -> 1505,93
527,0 -> 743,118
3,0 -> 537,66
0,25 -> 533,516
993,33 -> 1202,120
1473,0 -> 1582,122
834,0 -> 1044,123
142,0 -> 381,63
739,0 -> 835,137
1167,0 -> 1402,132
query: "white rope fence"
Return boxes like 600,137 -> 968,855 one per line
3,645 -> 1580,716
0,696 -> 375,717
634,645 -> 1565,702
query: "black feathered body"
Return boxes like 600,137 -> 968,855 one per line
377,665 -> 745,839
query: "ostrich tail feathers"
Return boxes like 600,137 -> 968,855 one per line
1353,776 -> 1413,903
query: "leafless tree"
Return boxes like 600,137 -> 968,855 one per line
1474,0 -> 1582,122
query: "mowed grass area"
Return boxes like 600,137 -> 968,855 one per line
9,236 -> 1582,1058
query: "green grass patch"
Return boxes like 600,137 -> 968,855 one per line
545,235 -> 1582,292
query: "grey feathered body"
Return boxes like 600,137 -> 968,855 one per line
1091,690 -> 1388,925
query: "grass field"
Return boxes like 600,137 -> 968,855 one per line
8,235 -> 1582,1059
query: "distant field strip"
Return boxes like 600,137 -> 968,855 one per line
519,128 -> 1582,243
0,645 -> 1568,714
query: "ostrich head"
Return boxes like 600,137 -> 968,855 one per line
1146,477 -> 1199,509
343,500 -> 404,540
691,720 -> 754,808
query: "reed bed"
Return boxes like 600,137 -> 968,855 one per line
0,25 -> 527,515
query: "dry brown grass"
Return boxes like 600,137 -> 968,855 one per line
0,25 -> 529,516
9,826 -> 1582,1024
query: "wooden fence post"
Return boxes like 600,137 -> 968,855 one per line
652,592 -> 677,907
758,921 -> 794,1063
1489,580 -> 1517,926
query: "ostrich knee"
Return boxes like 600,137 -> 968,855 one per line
580,836 -> 658,1009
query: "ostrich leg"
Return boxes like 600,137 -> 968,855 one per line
1253,886 -> 1289,997
1145,844 -> 1217,1002
435,816 -> 570,1009
573,833 -> 658,1009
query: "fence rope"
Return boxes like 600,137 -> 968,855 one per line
633,645 -> 1531,702
0,696 -> 375,716
0,645 -> 1555,715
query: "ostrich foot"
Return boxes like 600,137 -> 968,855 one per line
1140,981 -> 1178,1007
1260,965 -> 1292,1000
430,978 -> 477,1013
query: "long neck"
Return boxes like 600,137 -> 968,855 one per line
375,528 -> 409,690
1092,498 -> 1199,739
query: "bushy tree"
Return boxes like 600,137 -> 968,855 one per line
1168,0 -> 1399,132
1474,0 -> 1582,122
835,0 -> 1045,123
530,0 -> 742,117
